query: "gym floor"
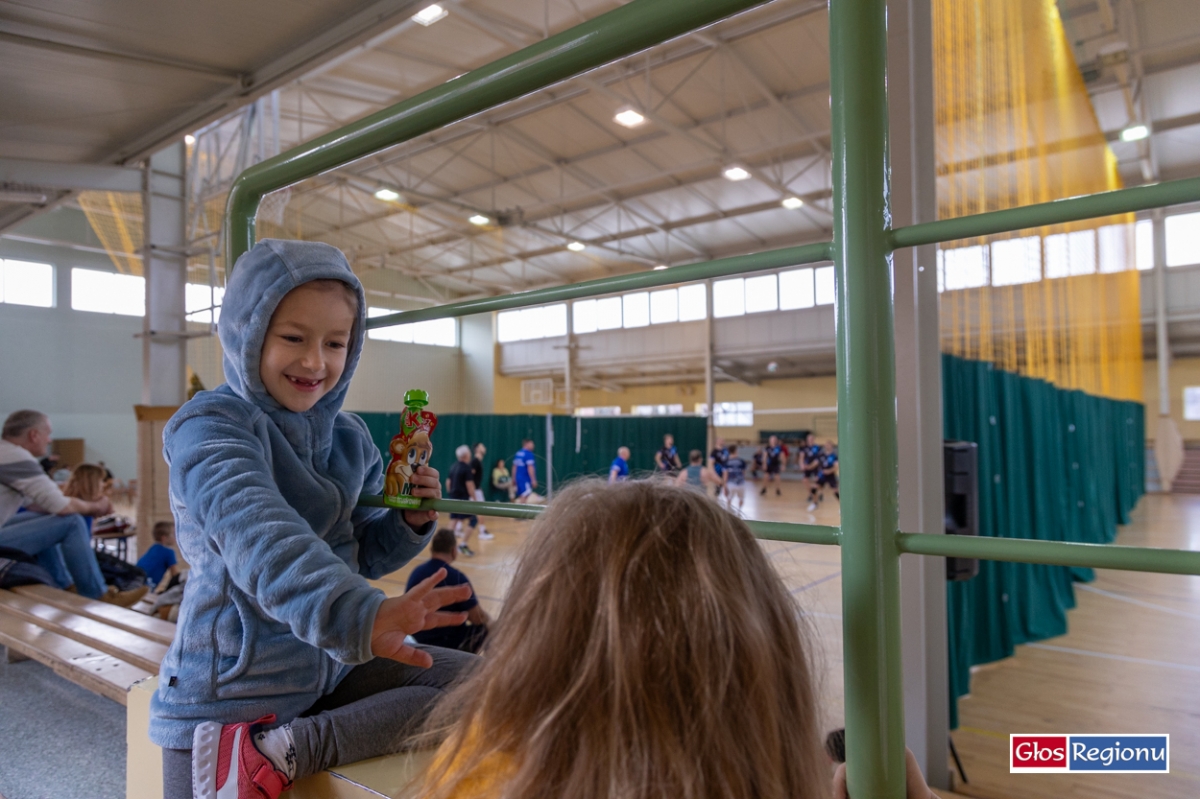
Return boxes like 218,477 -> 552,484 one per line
2,482 -> 1196,799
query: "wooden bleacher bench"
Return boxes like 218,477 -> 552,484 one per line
0,583 -> 174,705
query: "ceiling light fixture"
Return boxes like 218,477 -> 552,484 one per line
374,188 -> 401,201
614,108 -> 646,128
184,134 -> 196,146
781,196 -> 804,209
567,241 -> 586,252
723,165 -> 750,181
412,4 -> 448,26
653,264 -> 668,270
468,214 -> 490,226
1120,124 -> 1149,142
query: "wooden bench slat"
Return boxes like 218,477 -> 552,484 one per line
0,614 -> 149,705
13,584 -> 176,646
0,590 -> 166,673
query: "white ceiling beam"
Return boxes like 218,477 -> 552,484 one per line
0,157 -> 143,193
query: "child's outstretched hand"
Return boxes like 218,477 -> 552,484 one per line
370,567 -> 472,668
402,464 -> 441,528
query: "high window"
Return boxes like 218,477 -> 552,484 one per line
367,308 -> 457,346
71,268 -> 144,316
0,260 -> 54,308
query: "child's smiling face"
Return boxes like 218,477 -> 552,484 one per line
259,281 -> 357,413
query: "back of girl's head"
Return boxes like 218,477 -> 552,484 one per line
422,478 -> 826,799
63,463 -> 106,501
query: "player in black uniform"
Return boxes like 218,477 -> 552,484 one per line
709,437 -> 730,499
801,433 -> 823,493
759,434 -> 784,496
807,442 -> 839,512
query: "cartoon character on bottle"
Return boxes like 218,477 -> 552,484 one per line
383,390 -> 438,509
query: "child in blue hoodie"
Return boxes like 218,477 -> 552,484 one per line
151,240 -> 477,799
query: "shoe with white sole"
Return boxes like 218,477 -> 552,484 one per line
192,714 -> 292,799
478,530 -> 494,540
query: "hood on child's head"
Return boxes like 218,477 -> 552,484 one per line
218,239 -> 366,418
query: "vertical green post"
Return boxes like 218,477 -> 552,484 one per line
830,0 -> 907,796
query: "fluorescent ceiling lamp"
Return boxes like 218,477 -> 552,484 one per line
468,214 -> 490,226
613,108 -> 646,128
374,188 -> 401,201
723,165 -> 750,181
1120,124 -> 1149,142
781,196 -> 804,209
567,241 -> 586,252
412,4 -> 448,25
653,264 -> 668,270
184,134 -> 196,145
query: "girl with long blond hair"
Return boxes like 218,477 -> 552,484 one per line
62,463 -> 107,503
417,479 -> 846,799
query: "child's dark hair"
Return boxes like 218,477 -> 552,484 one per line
728,444 -> 738,454
689,449 -> 703,463
152,521 -> 174,542
430,528 -> 458,555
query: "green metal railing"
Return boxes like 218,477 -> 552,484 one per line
224,0 -> 1200,795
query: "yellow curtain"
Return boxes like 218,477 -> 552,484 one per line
934,0 -> 1142,402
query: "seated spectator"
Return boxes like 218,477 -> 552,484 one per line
405,528 -> 489,654
418,480 -> 935,799
62,463 -> 108,532
138,520 -> 180,589
490,458 -> 513,501
0,410 -> 142,606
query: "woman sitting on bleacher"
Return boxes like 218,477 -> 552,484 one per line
417,479 -> 936,799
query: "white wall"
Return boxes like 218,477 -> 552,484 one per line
188,310 -> 495,415
1,219 -> 143,479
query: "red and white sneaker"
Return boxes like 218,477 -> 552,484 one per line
192,714 -> 293,799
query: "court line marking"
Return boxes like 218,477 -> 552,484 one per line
1076,583 -> 1200,621
1025,643 -> 1200,673
791,571 -> 841,595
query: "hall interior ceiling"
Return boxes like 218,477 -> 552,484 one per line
3,0 -> 1200,387
227,0 -> 838,300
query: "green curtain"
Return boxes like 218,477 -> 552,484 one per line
550,415 -> 708,481
353,412 -> 707,499
355,413 -> 549,501
942,354 -> 1144,727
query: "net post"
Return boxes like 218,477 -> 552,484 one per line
830,0 -> 907,795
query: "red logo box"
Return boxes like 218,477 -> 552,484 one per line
1011,735 -> 1069,772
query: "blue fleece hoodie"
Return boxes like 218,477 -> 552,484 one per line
149,239 -> 435,749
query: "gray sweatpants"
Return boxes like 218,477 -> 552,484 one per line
162,646 -> 476,798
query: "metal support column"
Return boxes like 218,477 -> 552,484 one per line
888,0 -> 949,788
138,141 -> 187,557
141,142 -> 188,406
831,0 -> 906,796
1154,209 -> 1170,417
564,303 -> 575,415
705,278 -> 715,451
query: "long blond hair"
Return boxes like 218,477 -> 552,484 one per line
420,478 -> 828,799
63,463 -> 106,502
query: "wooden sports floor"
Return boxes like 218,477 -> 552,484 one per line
371,482 -> 1200,799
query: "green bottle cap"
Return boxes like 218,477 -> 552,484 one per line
403,389 -> 429,408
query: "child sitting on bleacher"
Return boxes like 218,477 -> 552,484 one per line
417,479 -> 936,799
150,240 -> 476,799
137,521 -> 179,589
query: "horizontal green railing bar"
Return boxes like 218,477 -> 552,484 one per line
896,533 -> 1200,576
358,494 -> 545,520
890,175 -> 1200,249
358,495 -> 841,544
365,242 -> 832,329
225,0 -> 776,268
